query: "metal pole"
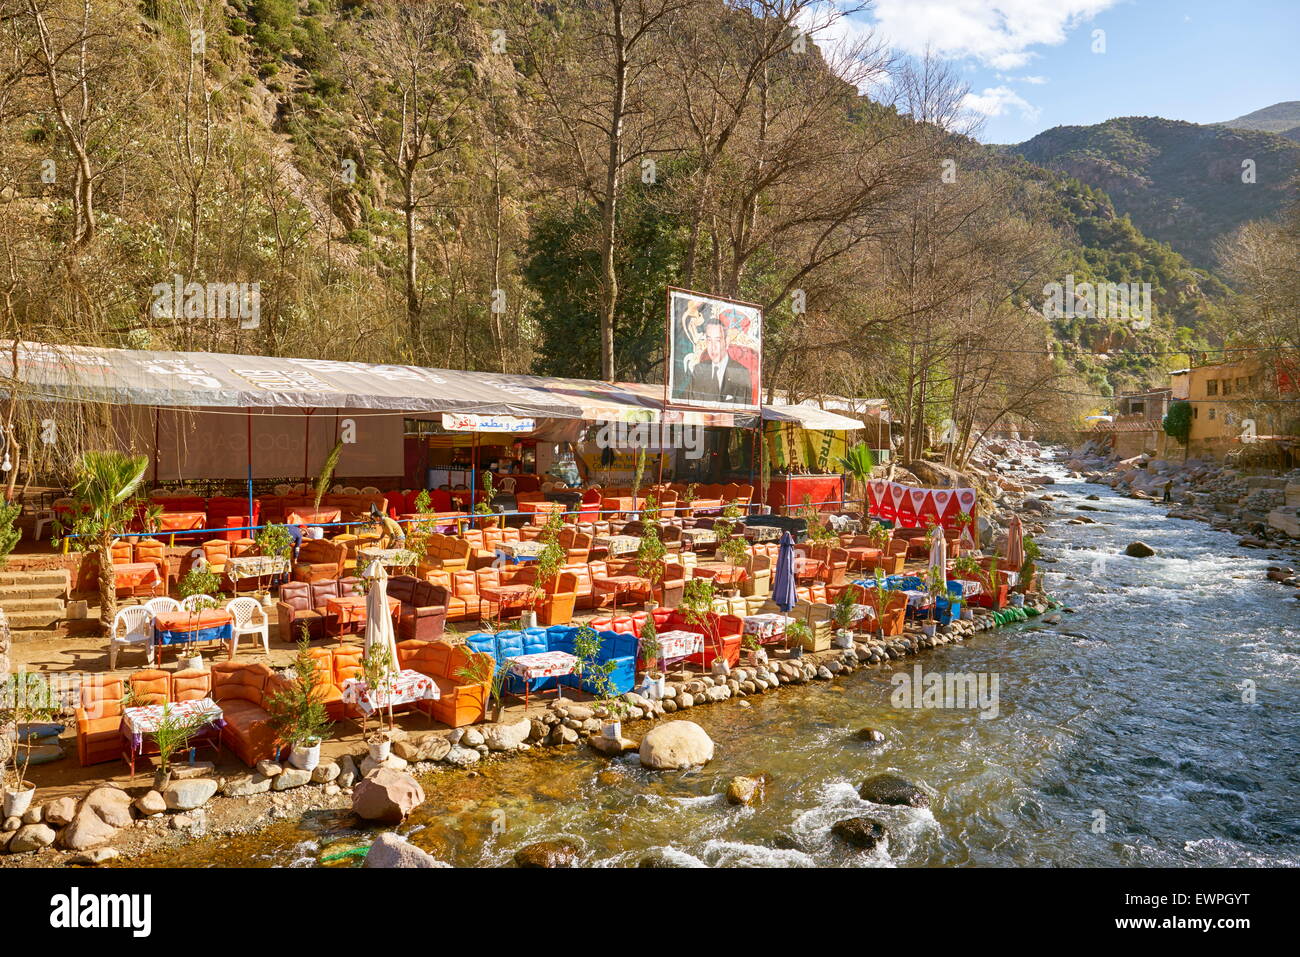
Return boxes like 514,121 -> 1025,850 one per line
246,408 -> 255,532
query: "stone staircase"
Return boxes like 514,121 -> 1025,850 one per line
0,568 -> 70,639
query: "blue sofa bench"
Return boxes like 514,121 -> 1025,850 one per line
464,625 -> 638,697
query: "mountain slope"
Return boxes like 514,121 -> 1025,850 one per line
1011,116 -> 1300,270
1217,101 -> 1300,135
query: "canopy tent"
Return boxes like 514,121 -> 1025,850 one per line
0,340 -> 756,426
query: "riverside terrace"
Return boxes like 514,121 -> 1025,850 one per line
0,485 -> 1052,864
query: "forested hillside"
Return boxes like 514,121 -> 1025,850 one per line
0,0 -> 1267,469
1013,116 -> 1300,270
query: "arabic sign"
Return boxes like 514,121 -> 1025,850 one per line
441,413 -> 536,433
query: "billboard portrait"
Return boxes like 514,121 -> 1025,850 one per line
666,288 -> 762,411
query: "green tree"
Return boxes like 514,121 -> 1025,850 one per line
58,451 -> 149,635
1163,399 -> 1192,448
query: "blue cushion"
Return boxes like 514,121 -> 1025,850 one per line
522,627 -> 549,655
464,633 -> 498,658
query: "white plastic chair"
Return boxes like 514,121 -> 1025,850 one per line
32,506 -> 56,541
144,596 -> 181,616
498,477 -> 517,495
360,486 -> 381,495
342,486 -> 361,495
330,484 -> 345,493
274,484 -> 291,496
180,594 -> 218,613
225,597 -> 270,658
109,606 -> 155,669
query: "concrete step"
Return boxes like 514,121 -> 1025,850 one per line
0,596 -> 65,613
0,568 -> 70,589
0,580 -> 68,600
4,608 -> 65,630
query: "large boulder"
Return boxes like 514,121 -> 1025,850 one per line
82,786 -> 134,828
363,832 -> 447,868
43,796 -> 79,827
639,721 -> 714,770
351,768 -> 425,825
1124,541 -> 1156,557
483,718 -> 533,752
162,778 -> 218,811
60,808 -> 119,851
858,773 -> 930,809
9,823 -> 56,853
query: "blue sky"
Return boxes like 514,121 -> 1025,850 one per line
815,0 -> 1300,144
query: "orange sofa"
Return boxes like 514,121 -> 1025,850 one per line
76,676 -> 125,767
209,661 -> 288,766
395,639 -> 492,727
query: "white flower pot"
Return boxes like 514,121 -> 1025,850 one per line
521,610 -> 539,629
3,784 -> 36,819
178,653 -> 204,672
833,629 -> 854,649
367,740 -> 392,763
288,742 -> 321,771
922,623 -> 937,637
652,675 -> 666,698
961,607 -> 974,621
1010,593 -> 1025,608
603,721 -> 622,739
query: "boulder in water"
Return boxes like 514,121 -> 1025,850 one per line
351,768 -> 425,825
831,816 -> 888,850
858,773 -> 930,808
639,721 -> 714,769
725,775 -> 765,806
364,832 -> 446,868
856,728 -> 887,744
514,839 -> 581,868
1125,541 -> 1156,557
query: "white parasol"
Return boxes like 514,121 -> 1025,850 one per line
363,560 -> 399,684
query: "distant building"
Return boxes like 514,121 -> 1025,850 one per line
1094,388 -> 1173,458
1181,352 -> 1299,462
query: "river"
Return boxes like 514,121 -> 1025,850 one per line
136,460 -> 1300,867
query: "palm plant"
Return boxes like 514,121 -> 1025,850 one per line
836,442 -> 875,511
57,451 -> 149,635
313,439 -> 344,510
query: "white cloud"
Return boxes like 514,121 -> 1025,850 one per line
962,85 -> 1042,121
868,0 -> 1118,68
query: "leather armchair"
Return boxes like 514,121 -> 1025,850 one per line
387,574 -> 448,640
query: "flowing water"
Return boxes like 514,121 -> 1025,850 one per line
135,459 -> 1300,867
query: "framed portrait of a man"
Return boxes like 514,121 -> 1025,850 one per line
666,288 -> 762,411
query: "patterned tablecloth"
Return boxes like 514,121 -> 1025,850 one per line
655,630 -> 704,662
593,535 -> 642,555
122,698 -> 224,753
742,613 -> 793,639
507,651 -> 578,680
681,528 -> 717,544
741,525 -> 782,542
326,595 -> 400,625
341,669 -> 439,716
479,584 -> 536,608
496,540 -> 546,561
224,554 -> 289,580
358,547 -> 417,568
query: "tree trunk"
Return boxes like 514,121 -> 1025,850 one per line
97,542 -> 116,635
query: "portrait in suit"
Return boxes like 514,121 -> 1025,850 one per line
668,289 -> 761,409
686,317 -> 754,404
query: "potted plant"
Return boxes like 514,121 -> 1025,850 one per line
863,568 -> 892,640
741,631 -> 765,666
638,615 -> 665,698
923,567 -> 947,636
784,619 -> 809,658
360,640 -> 396,761
832,587 -> 858,648
1,671 -> 57,818
267,638 -> 331,771
576,624 -> 630,738
177,567 -> 222,670
149,703 -> 209,790
474,471 -> 500,529
530,510 -> 571,626
635,523 -> 667,605
457,649 -> 507,722
254,522 -> 294,603
1016,536 -> 1042,597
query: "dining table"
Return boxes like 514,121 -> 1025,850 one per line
155,511 -> 207,533
112,562 -> 162,596
325,594 -> 401,637
285,506 -> 342,525
341,670 -> 440,727
120,698 -> 224,778
593,534 -> 641,556
153,609 -> 233,659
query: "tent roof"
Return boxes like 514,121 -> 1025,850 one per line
761,403 -> 864,430
0,340 -> 757,426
